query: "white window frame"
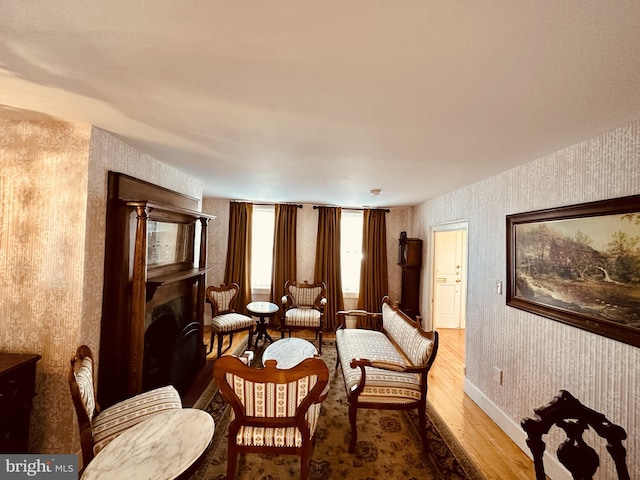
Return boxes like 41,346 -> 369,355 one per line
250,205 -> 275,294
341,210 -> 363,298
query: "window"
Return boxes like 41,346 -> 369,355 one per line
250,206 -> 362,295
251,205 -> 275,290
341,210 -> 363,294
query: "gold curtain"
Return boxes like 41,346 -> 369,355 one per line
270,204 -> 298,325
357,209 -> 388,312
224,202 -> 253,314
314,206 -> 344,331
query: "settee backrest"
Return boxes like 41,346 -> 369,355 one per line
382,299 -> 435,366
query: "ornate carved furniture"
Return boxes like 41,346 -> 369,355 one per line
0,353 -> 41,453
398,231 -> 422,319
281,280 -> 327,353
99,172 -> 215,407
213,355 -> 330,480
522,390 -> 630,480
335,296 -> 439,453
205,283 -> 254,357
68,345 -> 183,470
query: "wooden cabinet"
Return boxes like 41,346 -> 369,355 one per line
0,353 -> 41,453
99,173 -> 215,408
398,232 -> 422,319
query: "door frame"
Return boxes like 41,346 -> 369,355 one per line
427,220 -> 469,330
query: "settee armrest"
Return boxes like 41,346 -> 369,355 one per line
349,358 -> 406,371
349,357 -> 431,373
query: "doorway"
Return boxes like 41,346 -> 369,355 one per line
429,221 -> 468,330
432,228 -> 467,329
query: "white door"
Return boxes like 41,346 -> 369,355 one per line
433,229 -> 467,329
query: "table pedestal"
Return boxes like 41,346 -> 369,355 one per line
246,301 -> 279,349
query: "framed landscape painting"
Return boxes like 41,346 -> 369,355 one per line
506,194 -> 640,348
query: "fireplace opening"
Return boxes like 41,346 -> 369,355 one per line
143,297 -> 201,395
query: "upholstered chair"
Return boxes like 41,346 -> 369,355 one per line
205,283 -> 254,357
213,355 -> 330,480
68,345 -> 182,470
281,280 -> 326,353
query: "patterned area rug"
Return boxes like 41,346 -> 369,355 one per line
190,339 -> 484,480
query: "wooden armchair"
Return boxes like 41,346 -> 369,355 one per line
205,283 -> 254,357
281,280 -> 327,353
213,355 -> 330,480
68,345 -> 182,470
522,390 -> 630,480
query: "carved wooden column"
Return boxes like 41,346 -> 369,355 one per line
128,204 -> 150,396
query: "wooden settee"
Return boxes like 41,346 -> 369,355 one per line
335,296 -> 439,452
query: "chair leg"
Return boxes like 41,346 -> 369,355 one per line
217,333 -> 224,358
208,328 -> 215,354
227,441 -> 238,479
348,403 -> 358,453
418,402 -> 428,452
300,443 -> 310,480
318,331 -> 323,354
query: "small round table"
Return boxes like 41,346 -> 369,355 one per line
262,337 -> 318,369
81,409 -> 214,480
246,301 -> 279,349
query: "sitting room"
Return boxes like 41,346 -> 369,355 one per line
1,2 -> 639,480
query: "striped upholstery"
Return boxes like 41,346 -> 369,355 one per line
75,358 -> 96,418
226,374 -> 322,447
212,312 -> 254,333
91,385 -> 182,454
382,302 -> 435,366
336,301 -> 435,405
210,289 -> 234,313
335,297 -> 439,453
289,285 -> 322,307
337,329 -> 422,404
286,285 -> 323,327
285,307 -> 321,328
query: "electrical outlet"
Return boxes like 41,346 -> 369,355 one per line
492,366 -> 503,385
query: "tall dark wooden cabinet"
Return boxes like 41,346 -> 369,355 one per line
99,173 -> 215,408
0,353 -> 41,453
398,232 -> 422,319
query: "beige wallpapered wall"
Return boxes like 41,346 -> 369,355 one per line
0,120 -> 202,454
202,198 -> 412,314
413,120 -> 640,479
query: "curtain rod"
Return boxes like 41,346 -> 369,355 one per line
313,205 -> 390,213
256,203 -> 303,208
232,201 -> 303,208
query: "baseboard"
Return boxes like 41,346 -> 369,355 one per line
463,379 -> 570,480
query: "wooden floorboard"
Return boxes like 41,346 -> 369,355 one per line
186,327 -> 537,479
429,328 -> 536,480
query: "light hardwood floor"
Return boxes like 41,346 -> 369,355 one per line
189,327 -> 537,479
429,328 -> 536,479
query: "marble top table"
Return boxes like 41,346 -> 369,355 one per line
246,301 -> 279,348
262,337 -> 318,369
81,409 -> 214,480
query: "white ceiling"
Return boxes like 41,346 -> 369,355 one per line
2,1 -> 640,207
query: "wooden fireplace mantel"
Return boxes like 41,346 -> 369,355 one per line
99,173 -> 215,408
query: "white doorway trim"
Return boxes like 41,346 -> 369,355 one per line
426,220 -> 469,331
